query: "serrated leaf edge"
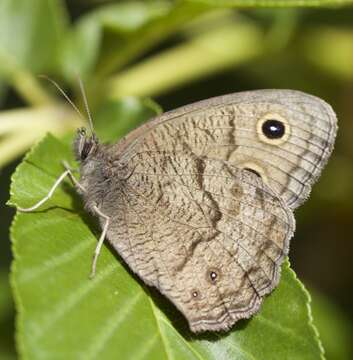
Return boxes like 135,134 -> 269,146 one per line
7,133 -> 56,208
285,260 -> 326,359
10,212 -> 26,359
8,133 -> 57,359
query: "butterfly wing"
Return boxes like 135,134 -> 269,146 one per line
97,89 -> 335,331
101,154 -> 294,332
114,89 -> 337,209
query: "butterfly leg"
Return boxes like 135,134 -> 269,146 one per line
62,161 -> 86,193
17,162 -> 86,212
90,205 -> 110,279
17,169 -> 72,212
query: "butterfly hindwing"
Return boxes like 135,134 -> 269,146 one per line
101,152 -> 294,331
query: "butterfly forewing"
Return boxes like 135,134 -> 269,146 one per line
115,89 -> 337,209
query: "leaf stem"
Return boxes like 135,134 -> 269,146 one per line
0,105 -> 82,166
0,52 -> 53,106
11,69 -> 54,106
185,0 -> 353,7
107,22 -> 263,98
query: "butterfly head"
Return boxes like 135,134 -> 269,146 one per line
74,127 -> 99,162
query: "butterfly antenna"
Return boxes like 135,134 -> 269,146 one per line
38,75 -> 86,123
78,76 -> 95,135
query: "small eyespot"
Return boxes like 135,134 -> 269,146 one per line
256,113 -> 290,145
238,162 -> 268,184
206,267 -> 221,284
262,119 -> 285,139
210,271 -> 217,282
190,289 -> 202,301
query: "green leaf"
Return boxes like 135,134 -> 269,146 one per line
0,0 -> 68,105
58,14 -> 102,81
65,1 -> 211,79
0,0 -> 68,74
59,0 -> 184,79
93,97 -> 162,143
9,98 -> 324,359
94,1 -> 174,33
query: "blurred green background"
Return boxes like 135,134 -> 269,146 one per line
1,1 -> 353,359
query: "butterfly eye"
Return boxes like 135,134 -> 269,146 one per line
257,113 -> 290,145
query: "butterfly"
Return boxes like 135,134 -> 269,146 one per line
19,89 -> 337,332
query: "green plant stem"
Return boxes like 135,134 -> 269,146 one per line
0,52 -> 53,106
0,70 -> 51,107
108,22 -> 263,99
11,69 -> 54,106
0,105 -> 82,167
185,0 -> 353,7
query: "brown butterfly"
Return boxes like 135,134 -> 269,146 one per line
19,88 -> 337,332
